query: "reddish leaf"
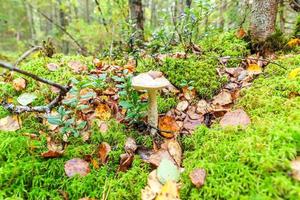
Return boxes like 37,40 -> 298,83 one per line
125,137 -> 137,154
13,78 -> 26,91
220,109 -> 251,128
189,168 -> 206,188
41,150 -> 63,158
64,158 -> 90,177
98,142 -> 111,164
159,116 -> 179,139
118,153 -> 134,172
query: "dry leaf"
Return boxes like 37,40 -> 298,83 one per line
287,38 -> 300,47
167,140 -> 182,166
183,116 -> 204,132
68,61 -> 87,73
95,104 -> 111,121
176,101 -> 189,112
13,78 -> 26,91
247,64 -> 262,74
159,116 -> 179,139
189,168 -> 206,188
0,115 -> 20,131
196,100 -> 210,114
142,186 -> 157,200
64,158 -> 90,177
98,142 -> 111,164
41,150 -> 63,158
212,90 -> 232,106
137,146 -> 154,162
220,109 -> 250,128
148,170 -> 163,194
93,58 -> 102,68
125,137 -> 137,154
91,159 -> 99,169
236,28 -> 246,39
118,153 -> 134,172
182,87 -> 196,100
288,68 -> 300,79
291,156 -> 300,181
149,150 -> 176,167
47,63 -> 59,71
155,181 -> 180,200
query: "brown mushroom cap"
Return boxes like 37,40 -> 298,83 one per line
132,71 -> 170,90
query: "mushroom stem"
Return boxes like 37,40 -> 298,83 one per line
148,89 -> 158,135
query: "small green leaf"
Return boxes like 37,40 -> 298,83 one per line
157,159 -> 180,184
47,116 -> 62,125
119,101 -> 133,109
17,93 -> 37,106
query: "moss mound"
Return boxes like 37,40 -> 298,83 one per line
180,55 -> 300,199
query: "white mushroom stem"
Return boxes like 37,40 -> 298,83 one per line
148,89 -> 158,135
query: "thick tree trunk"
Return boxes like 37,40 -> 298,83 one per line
129,0 -> 144,40
250,0 -> 278,43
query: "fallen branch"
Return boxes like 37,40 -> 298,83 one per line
14,46 -> 42,67
0,61 -> 71,113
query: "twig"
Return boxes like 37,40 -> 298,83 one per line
0,61 -> 69,92
14,46 -> 42,67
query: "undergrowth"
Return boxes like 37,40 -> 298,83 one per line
180,54 -> 300,199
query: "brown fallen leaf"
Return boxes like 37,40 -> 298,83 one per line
291,156 -> 300,181
196,100 -> 210,114
189,168 -> 206,188
176,101 -> 189,112
68,61 -> 88,73
47,63 -> 59,71
64,158 -> 90,177
98,142 -> 111,164
182,87 -> 196,100
91,159 -> 99,169
167,140 -> 182,166
183,116 -> 204,132
236,27 -> 246,39
137,146 -> 154,162
155,180 -> 180,200
220,109 -> 251,128
0,115 -> 20,131
212,90 -> 232,106
148,150 -> 176,167
118,153 -> 134,172
41,150 -> 63,158
93,58 -> 102,68
159,116 -> 179,139
142,186 -> 157,200
13,78 -> 26,91
125,137 -> 137,154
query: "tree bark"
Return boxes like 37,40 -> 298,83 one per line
85,0 -> 90,24
219,0 -> 227,31
129,0 -> 144,40
250,0 -> 278,43
279,0 -> 285,33
58,0 -> 69,54
150,0 -> 157,28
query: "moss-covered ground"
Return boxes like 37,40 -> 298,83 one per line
0,33 -> 300,199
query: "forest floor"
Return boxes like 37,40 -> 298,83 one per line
0,33 -> 300,200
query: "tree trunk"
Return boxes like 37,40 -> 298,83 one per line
150,0 -> 157,28
219,0 -> 227,31
279,0 -> 285,33
58,0 -> 69,54
250,0 -> 278,43
186,0 -> 192,8
129,0 -> 144,40
85,0 -> 90,24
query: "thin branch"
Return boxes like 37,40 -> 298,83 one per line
14,46 -> 42,67
94,0 -> 109,33
0,61 -> 69,92
26,2 -> 87,55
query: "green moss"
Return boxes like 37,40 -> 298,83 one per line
180,55 -> 300,199
158,95 -> 178,114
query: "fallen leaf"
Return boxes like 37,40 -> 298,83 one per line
41,150 -> 63,158
95,104 -> 111,121
93,58 -> 102,68
182,87 -> 196,100
148,170 -> 163,194
247,64 -> 262,74
189,168 -> 206,188
212,90 -> 232,106
0,115 -> 20,131
183,116 -> 204,132
91,159 -> 99,169
64,158 -> 90,177
159,116 -> 179,139
98,142 -> 111,164
167,140 -> 182,166
149,150 -> 176,167
47,63 -> 59,71
291,156 -> 300,181
176,101 -> 189,112
220,109 -> 250,128
288,68 -> 300,79
155,180 -> 180,200
79,88 -> 96,103
196,100 -> 210,114
142,186 -> 157,200
236,28 -> 246,39
13,78 -> 26,91
17,93 -> 37,106
287,38 -> 300,47
68,61 -> 87,73
157,159 -> 180,184
118,153 -> 134,172
137,146 -> 154,162
125,137 -> 137,154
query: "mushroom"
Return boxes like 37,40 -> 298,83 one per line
132,71 -> 170,135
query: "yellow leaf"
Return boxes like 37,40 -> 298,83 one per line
95,104 -> 111,121
155,181 -> 180,200
247,64 -> 262,73
287,38 -> 300,47
288,68 -> 300,79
